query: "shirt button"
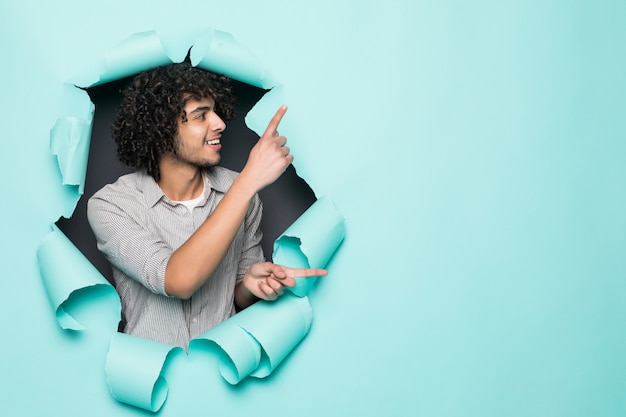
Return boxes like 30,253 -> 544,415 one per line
192,317 -> 198,324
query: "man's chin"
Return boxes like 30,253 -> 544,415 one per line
197,159 -> 220,169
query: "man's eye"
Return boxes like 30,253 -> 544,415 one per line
196,113 -> 206,120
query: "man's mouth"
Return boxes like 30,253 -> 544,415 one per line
204,139 -> 220,145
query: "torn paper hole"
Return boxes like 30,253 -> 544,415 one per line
40,27 -> 345,412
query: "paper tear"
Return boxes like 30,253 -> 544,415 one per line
36,225 -> 120,331
241,294 -> 313,378
70,30 -> 173,88
50,113 -> 94,196
189,322 -> 262,385
49,83 -> 94,201
191,292 -> 313,383
41,27 -> 346,412
105,333 -> 181,412
190,28 -> 277,89
274,196 -> 346,296
245,85 -> 286,136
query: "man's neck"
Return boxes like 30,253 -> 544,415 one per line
157,154 -> 205,201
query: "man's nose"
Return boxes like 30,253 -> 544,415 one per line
210,113 -> 226,132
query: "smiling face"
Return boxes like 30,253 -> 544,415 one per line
172,95 -> 226,168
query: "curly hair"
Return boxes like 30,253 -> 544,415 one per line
112,62 -> 235,181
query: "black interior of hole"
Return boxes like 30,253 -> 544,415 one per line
56,75 -> 317,284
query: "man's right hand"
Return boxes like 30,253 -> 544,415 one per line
240,105 -> 293,191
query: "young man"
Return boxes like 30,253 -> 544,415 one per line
87,62 -> 326,347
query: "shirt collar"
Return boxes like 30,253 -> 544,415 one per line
139,168 -> 228,208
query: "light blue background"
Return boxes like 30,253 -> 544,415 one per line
1,1 -> 625,416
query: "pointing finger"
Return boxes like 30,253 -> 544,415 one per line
284,267 -> 328,278
262,105 -> 288,138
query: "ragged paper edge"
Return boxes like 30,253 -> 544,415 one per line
188,322 -> 263,385
41,27 -> 344,412
37,224 -> 120,331
190,28 -> 278,89
105,333 -> 181,412
273,196 -> 346,296
190,293 -> 313,383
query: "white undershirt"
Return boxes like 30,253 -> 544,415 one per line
173,195 -> 204,213
172,180 -> 207,213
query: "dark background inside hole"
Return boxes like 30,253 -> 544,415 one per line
56,75 -> 317,284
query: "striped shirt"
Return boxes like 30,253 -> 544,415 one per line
87,166 -> 264,347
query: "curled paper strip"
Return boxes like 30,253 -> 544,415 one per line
237,293 -> 313,378
40,28 -> 345,412
190,28 -> 276,89
95,31 -> 172,87
273,196 -> 346,296
50,106 -> 94,196
189,318 -> 263,385
72,30 -> 173,88
190,293 -> 313,383
105,333 -> 181,412
36,225 -> 120,330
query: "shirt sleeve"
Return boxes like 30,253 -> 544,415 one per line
237,193 -> 265,282
87,193 -> 172,297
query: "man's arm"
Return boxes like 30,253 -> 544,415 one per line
164,106 -> 294,299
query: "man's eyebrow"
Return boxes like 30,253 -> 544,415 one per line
189,106 -> 212,114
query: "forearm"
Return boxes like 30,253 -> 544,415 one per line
164,174 -> 258,299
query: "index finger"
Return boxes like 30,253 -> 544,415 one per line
284,267 -> 328,278
262,105 -> 288,137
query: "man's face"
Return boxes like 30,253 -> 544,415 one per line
173,96 -> 226,168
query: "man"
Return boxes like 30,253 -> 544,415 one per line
87,62 -> 326,348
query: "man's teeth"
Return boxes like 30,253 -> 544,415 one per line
204,139 -> 220,145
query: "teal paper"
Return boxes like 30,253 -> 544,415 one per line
244,85 -> 285,135
50,114 -> 93,195
233,293 -> 313,378
228,292 -> 312,378
190,292 -> 314,383
4,2 -> 626,416
72,30 -> 174,88
189,319 -> 262,384
49,83 -> 95,203
273,196 -> 345,296
36,225 -> 120,330
191,28 -> 277,89
105,332 -> 181,412
35,27 -> 344,412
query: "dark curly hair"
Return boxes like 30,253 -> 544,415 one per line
112,62 -> 235,181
